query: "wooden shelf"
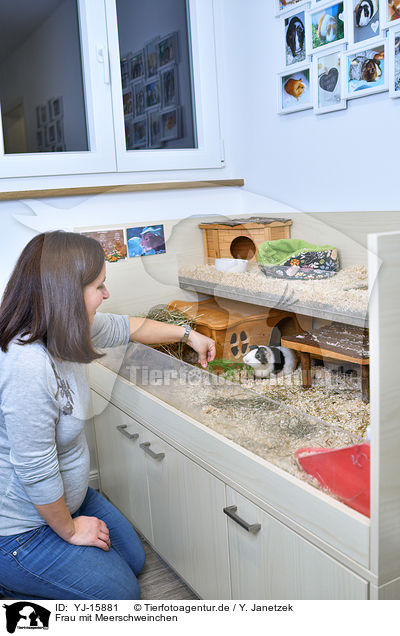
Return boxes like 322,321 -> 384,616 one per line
0,178 -> 245,201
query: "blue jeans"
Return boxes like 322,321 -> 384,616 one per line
0,487 -> 145,600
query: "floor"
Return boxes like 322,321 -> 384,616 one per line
139,537 -> 198,600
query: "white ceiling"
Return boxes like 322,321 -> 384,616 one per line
0,0 -> 66,63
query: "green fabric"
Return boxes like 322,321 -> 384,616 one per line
257,239 -> 337,266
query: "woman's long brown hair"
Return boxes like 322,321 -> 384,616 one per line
0,231 -> 106,363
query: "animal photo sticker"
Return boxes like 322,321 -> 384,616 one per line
344,41 -> 387,98
127,225 -> 166,258
81,229 -> 127,263
313,48 -> 346,113
284,9 -> 307,66
349,0 -> 383,46
307,2 -> 346,54
277,65 -> 312,114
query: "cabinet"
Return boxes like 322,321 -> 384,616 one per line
92,390 -> 231,599
91,381 -> 369,599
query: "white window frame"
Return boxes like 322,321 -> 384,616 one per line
0,0 -> 116,178
106,0 -> 224,172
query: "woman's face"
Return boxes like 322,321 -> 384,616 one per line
83,264 -> 110,324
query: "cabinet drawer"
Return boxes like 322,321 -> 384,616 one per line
225,488 -> 369,600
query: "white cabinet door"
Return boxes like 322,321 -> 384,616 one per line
226,488 -> 368,600
139,428 -> 230,599
92,391 -> 153,542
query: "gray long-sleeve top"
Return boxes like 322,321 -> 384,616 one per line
0,313 -> 130,535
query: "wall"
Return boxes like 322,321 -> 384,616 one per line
219,0 -> 400,213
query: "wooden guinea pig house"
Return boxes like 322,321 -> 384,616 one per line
198,216 -> 292,262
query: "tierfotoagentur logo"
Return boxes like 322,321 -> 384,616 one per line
2,603 -> 50,634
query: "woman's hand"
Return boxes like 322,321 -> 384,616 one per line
187,330 -> 216,369
68,515 -> 111,551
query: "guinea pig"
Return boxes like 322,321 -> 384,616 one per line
318,13 -> 338,42
284,78 -> 305,99
286,16 -> 305,58
243,346 -> 297,379
354,0 -> 378,27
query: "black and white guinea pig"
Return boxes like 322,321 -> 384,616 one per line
243,346 -> 297,379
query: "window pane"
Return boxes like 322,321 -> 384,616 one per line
116,0 -> 196,151
0,0 -> 88,154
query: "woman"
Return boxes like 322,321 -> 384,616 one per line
0,231 -> 215,600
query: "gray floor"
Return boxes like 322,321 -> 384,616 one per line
139,537 -> 198,600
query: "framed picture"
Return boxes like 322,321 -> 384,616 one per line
161,65 -> 178,108
145,39 -> 159,78
275,0 -> 310,16
48,97 -> 63,120
282,9 -> 307,67
39,104 -> 48,126
388,26 -> 400,96
145,78 -> 161,109
384,0 -> 400,27
36,129 -> 44,149
277,64 -> 312,114
48,122 -> 56,144
306,2 -> 346,55
134,83 -> 145,118
122,88 -> 134,117
133,118 -> 147,147
148,111 -> 162,148
160,107 -> 180,141
125,119 -> 134,149
313,47 -> 347,113
120,55 -> 130,88
343,41 -> 387,98
56,118 -> 64,143
130,50 -> 145,82
348,0 -> 384,47
158,32 -> 178,68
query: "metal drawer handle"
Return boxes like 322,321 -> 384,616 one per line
223,505 -> 261,534
140,442 -> 165,461
116,425 -> 139,441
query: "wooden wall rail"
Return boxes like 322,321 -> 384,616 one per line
0,179 -> 245,201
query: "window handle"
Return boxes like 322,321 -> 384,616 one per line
97,45 -> 110,85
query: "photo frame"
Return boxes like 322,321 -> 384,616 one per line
134,83 -> 146,118
125,119 -> 134,149
312,46 -> 347,113
388,26 -> 400,96
130,50 -> 145,82
275,0 -> 310,16
48,97 -> 63,120
145,78 -> 161,109
282,8 -> 308,67
161,65 -> 178,108
158,32 -> 178,68
145,39 -> 159,78
120,55 -> 130,88
306,2 -> 347,55
148,111 -> 162,148
160,107 -> 180,141
383,0 -> 400,28
123,88 -> 134,117
343,40 -> 388,99
133,118 -> 147,147
277,64 -> 312,113
347,0 -> 384,47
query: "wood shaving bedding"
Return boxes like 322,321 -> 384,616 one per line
179,264 -> 369,315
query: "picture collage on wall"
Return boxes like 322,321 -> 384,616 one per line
275,0 -> 400,115
81,225 -> 166,263
121,31 -> 181,149
35,96 -> 65,151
